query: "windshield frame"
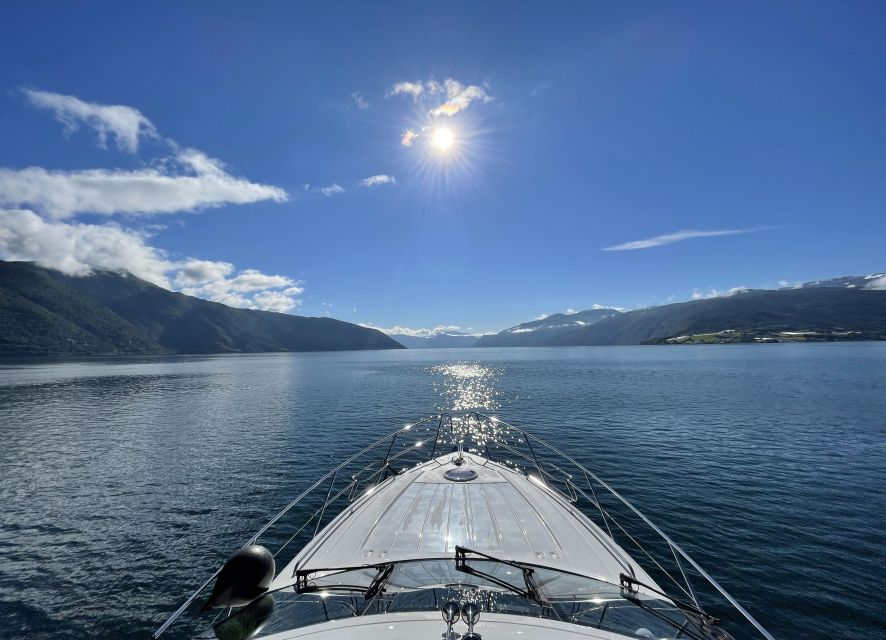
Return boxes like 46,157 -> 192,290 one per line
292,550 -> 624,599
217,553 -> 725,640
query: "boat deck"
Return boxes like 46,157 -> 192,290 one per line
275,451 -> 658,591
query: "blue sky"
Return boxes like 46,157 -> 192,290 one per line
0,1 -> 884,335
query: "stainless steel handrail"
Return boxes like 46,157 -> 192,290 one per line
151,415 -> 443,638
463,412 -> 776,640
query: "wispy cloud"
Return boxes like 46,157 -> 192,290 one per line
388,77 -> 493,118
0,150 -> 288,218
387,81 -> 433,100
6,90 -> 288,218
351,92 -> 369,110
603,228 -> 766,251
319,183 -> 345,197
400,129 -> 418,146
22,88 -> 158,153
360,174 -> 396,187
429,79 -> 493,117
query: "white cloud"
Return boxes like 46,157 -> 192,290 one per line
175,258 -> 235,285
11,91 -> 288,218
564,308 -> 577,315
351,92 -> 369,110
867,275 -> 886,290
0,209 -> 305,313
177,266 -> 303,310
603,228 -> 766,251
0,149 -> 287,219
319,184 -> 345,197
691,286 -> 749,300
387,81 -> 434,100
400,129 -> 419,146
429,79 -> 493,117
534,314 -> 549,320
0,209 -> 174,286
250,288 -> 303,313
226,269 -> 295,292
360,323 -> 472,338
22,88 -> 158,154
178,275 -> 303,312
360,174 -> 396,187
388,78 -> 493,118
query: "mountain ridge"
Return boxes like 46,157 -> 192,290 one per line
0,261 -> 404,355
474,278 -> 886,347
473,307 -> 621,347
5,261 -> 885,354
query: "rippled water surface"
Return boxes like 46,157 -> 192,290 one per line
0,344 -> 884,639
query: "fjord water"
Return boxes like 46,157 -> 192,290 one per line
0,345 -> 883,640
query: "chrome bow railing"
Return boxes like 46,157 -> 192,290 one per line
152,412 -> 775,640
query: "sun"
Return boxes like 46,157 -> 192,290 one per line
431,127 -> 454,152
399,117 -> 487,195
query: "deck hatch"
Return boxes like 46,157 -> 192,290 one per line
444,468 -> 478,482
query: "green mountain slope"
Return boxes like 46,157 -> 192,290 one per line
0,262 -> 166,355
0,261 -> 403,355
548,288 -> 886,345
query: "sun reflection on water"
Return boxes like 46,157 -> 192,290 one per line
430,362 -> 501,412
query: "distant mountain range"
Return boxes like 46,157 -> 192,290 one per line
475,275 -> 886,347
0,261 -> 403,356
389,333 -> 479,348
472,308 -> 621,347
795,274 -> 885,289
4,261 -> 885,356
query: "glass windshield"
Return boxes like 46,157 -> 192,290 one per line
208,555 -> 725,640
